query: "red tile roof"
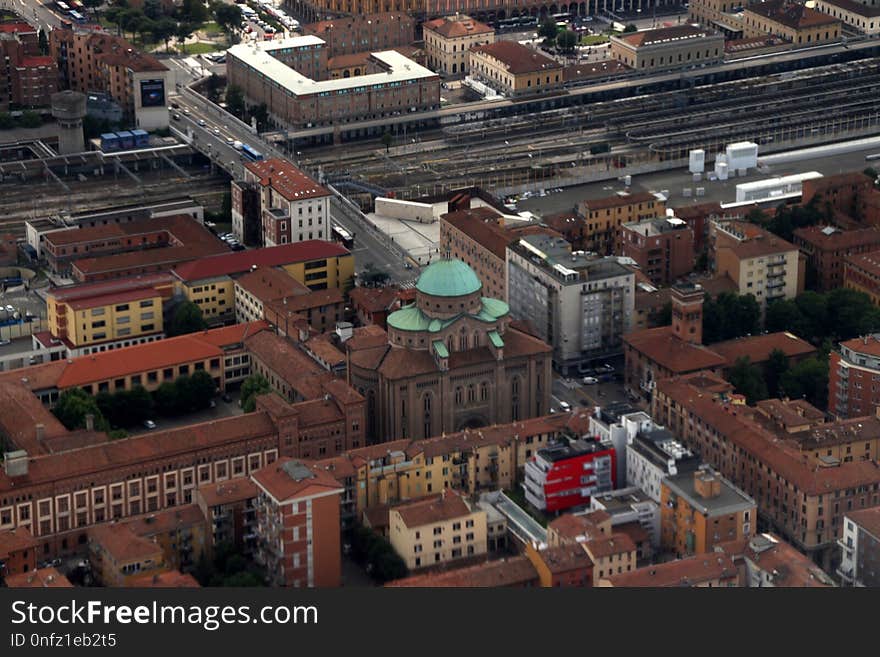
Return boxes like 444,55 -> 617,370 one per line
615,24 -> 716,47
624,326 -> 727,373
846,506 -> 880,540
251,457 -> 342,503
89,524 -> 162,564
386,556 -> 538,587
711,331 -> 816,366
349,285 -> 401,313
245,159 -> 331,202
55,322 -> 267,389
793,225 -> 880,252
172,241 -> 349,282
602,554 -> 738,586
0,527 -> 38,558
5,567 -> 73,588
48,273 -> 174,307
470,41 -> 561,74
745,0 -> 840,28
423,16 -> 493,38
197,477 -> 259,508
0,23 -> 36,33
580,192 -> 659,211
393,489 -> 473,527
583,533 -> 637,560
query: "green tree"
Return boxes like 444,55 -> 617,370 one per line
175,21 -> 195,53
167,300 -> 207,336
0,113 -> 15,130
119,8 -> 146,40
727,357 -> 768,405
381,131 -> 392,153
702,291 -> 761,344
556,29 -> 578,53
623,23 -> 637,33
225,85 -> 245,118
152,17 -> 178,52
19,111 -> 42,128
765,348 -> 789,399
240,373 -> 272,413
538,15 -> 558,40
780,356 -> 829,410
83,0 -> 104,20
214,3 -> 242,44
251,102 -> 269,131
188,370 -> 217,409
136,16 -> 157,45
37,28 -> 49,55
53,389 -> 108,431
178,0 -> 208,23
825,287 -> 880,342
153,381 -> 180,416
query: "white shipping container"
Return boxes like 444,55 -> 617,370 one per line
689,149 -> 705,174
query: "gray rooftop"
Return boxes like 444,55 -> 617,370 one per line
663,468 -> 755,517
623,216 -> 689,237
512,233 -> 633,284
281,460 -> 315,482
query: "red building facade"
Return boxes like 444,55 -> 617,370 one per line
524,438 -> 616,513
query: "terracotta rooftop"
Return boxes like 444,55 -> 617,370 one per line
714,220 -> 798,259
130,570 -> 201,587
845,250 -> 880,279
86,31 -> 168,72
251,457 -> 342,503
602,554 -> 738,587
0,381 -> 70,454
245,159 -> 331,202
563,60 -> 629,82
197,477 -> 259,508
235,266 -> 306,303
386,556 -> 538,587
423,15 -> 493,38
470,41 -> 561,74
123,504 -> 207,538
5,567 -> 73,588
302,335 -> 346,368
0,22 -> 36,33
615,24 -> 716,47
548,512 -> 609,543
0,527 -> 38,558
349,285 -> 401,314
393,489 -> 473,527
580,191 -> 659,211
441,206 -> 510,259
533,544 -> 594,574
48,273 -> 174,309
263,286 -> 343,316
244,330 -> 334,400
582,533 -> 637,560
793,225 -> 880,251
745,0 -> 840,28
172,240 -> 349,282
54,322 -> 266,389
623,326 -> 727,373
89,524 -> 162,564
846,505 -> 880,540
716,533 -> 834,586
711,331 -> 816,366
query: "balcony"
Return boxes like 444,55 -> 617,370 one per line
766,279 -> 786,289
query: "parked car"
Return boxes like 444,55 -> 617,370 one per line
0,339 -> 10,346
143,420 -> 157,430
4,304 -> 13,312
558,401 -> 571,412
198,119 -> 207,127
583,377 -> 599,385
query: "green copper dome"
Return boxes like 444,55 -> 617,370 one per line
415,259 -> 483,298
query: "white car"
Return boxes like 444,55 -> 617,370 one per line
4,304 -> 13,312
143,420 -> 157,430
558,401 -> 572,412
583,377 -> 599,385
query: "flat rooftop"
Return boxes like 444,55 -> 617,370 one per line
227,37 -> 437,97
663,468 -> 755,517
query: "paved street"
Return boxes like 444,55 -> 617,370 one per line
1,0 -> 63,32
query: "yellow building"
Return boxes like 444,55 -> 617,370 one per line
582,533 -> 638,586
468,41 -> 562,98
814,0 -> 880,36
710,219 -> 801,316
742,0 -> 841,44
88,524 -> 167,587
423,14 -> 494,76
578,192 -> 666,255
171,242 -> 354,323
389,489 -> 487,570
609,25 -> 724,72
45,273 -> 174,355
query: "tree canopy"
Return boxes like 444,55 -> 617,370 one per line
765,288 -> 880,345
702,291 -> 761,344
779,356 -> 829,410
167,300 -> 207,336
240,374 -> 272,413
53,388 -> 109,432
556,29 -> 578,53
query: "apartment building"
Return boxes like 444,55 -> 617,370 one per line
468,41 -> 562,97
828,334 -> 880,418
717,532 -> 835,587
742,0 -> 842,44
507,233 -> 634,374
524,437 -> 616,512
800,171 -> 880,228
226,36 -> 439,131
423,14 -> 494,75
582,534 -> 637,585
50,25 -> 170,129
652,370 -> 880,568
577,192 -> 666,255
620,216 -> 695,286
844,250 -> 880,306
301,13 -> 415,57
838,505 -> 880,586
599,552 -> 739,587
660,466 -> 757,557
171,240 -> 354,322
627,428 -> 700,503
792,225 -> 880,292
88,524 -> 166,587
0,23 -> 57,109
0,527 -> 38,578
252,458 -> 343,587
41,273 -> 175,356
195,478 -> 259,557
238,159 -> 333,247
711,219 -> 801,313
610,25 -> 724,72
389,489 -> 487,570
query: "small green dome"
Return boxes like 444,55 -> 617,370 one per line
416,259 -> 482,298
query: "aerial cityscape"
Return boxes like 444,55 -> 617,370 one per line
1,0 -> 880,591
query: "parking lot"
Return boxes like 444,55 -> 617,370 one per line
125,388 -> 244,437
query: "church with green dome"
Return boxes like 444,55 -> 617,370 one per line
347,259 -> 552,442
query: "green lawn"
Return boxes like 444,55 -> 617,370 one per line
581,35 -> 609,45
181,41 -> 225,55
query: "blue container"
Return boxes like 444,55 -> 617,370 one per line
131,129 -> 149,147
100,132 -> 120,151
116,131 -> 134,150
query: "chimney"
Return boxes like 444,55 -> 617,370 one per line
693,467 -> 722,499
85,414 -> 94,431
35,423 -> 45,443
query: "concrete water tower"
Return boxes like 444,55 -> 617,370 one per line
51,90 -> 87,155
